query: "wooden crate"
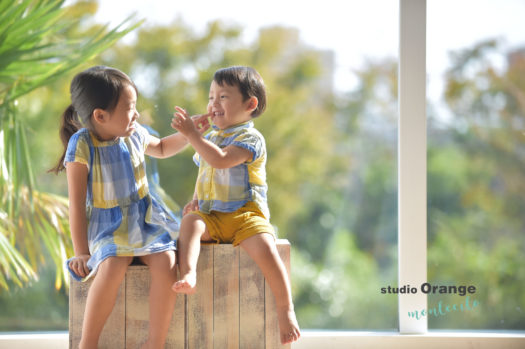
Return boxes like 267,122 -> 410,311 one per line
69,239 -> 291,349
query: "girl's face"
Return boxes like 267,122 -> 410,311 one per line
103,84 -> 139,139
207,80 -> 254,129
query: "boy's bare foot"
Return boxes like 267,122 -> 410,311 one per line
277,305 -> 301,344
172,272 -> 197,294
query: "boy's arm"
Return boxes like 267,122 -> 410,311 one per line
66,162 -> 91,277
172,109 -> 252,169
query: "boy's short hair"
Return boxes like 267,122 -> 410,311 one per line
213,66 -> 266,117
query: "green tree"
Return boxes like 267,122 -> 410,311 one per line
427,39 -> 525,329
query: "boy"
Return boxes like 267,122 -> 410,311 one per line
171,66 -> 300,344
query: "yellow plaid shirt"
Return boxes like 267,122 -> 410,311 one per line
193,121 -> 270,219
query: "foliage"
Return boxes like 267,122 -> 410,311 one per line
0,0 -> 141,290
427,40 -> 525,329
1,1 -> 524,333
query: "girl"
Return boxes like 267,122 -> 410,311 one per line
50,66 -> 208,349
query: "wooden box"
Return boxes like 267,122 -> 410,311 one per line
69,239 -> 291,349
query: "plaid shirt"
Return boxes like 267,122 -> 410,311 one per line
193,121 -> 270,219
63,124 -> 179,281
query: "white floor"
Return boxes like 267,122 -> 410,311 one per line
1,331 -> 525,349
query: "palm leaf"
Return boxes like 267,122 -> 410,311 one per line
0,0 -> 142,290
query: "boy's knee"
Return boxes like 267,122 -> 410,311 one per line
181,212 -> 203,225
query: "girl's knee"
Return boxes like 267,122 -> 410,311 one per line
98,256 -> 132,274
141,251 -> 176,271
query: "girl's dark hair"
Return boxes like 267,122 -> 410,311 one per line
213,66 -> 266,117
49,66 -> 137,174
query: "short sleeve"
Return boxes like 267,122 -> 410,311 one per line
193,152 -> 201,167
64,131 -> 91,170
231,130 -> 264,163
134,123 -> 151,152
193,132 -> 214,167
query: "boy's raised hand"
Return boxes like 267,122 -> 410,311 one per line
172,106 -> 210,136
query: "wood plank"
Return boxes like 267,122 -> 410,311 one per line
187,244 -> 214,349
239,247 -> 265,349
213,244 -> 240,349
265,240 -> 291,349
124,265 -> 149,348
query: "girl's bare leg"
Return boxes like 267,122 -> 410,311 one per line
240,234 -> 301,344
172,213 -> 211,294
79,256 -> 132,349
139,251 -> 178,349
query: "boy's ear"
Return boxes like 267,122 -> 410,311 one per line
246,96 -> 258,112
92,108 -> 108,125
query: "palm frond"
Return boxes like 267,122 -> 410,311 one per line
0,0 -> 142,290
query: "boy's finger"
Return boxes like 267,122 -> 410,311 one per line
174,106 -> 187,115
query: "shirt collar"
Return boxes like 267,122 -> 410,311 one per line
213,120 -> 253,134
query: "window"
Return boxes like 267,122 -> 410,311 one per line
427,0 -> 525,330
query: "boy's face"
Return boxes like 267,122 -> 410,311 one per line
207,80 -> 255,129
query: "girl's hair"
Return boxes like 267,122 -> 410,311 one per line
213,66 -> 266,117
50,66 -> 137,174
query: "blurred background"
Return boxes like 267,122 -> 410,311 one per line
0,0 -> 524,331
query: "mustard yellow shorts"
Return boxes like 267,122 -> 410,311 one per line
191,201 -> 276,246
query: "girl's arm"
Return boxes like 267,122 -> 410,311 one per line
146,113 -> 210,159
145,132 -> 188,159
171,109 -> 251,169
66,162 -> 91,277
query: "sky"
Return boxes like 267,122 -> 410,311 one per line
87,0 -> 525,103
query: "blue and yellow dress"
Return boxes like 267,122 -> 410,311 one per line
64,124 -> 179,281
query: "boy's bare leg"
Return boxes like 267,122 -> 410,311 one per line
139,251 -> 178,349
172,213 -> 210,294
79,256 -> 132,349
239,234 -> 301,344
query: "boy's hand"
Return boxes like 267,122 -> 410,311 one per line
183,199 -> 199,216
69,254 -> 91,278
172,106 -> 210,137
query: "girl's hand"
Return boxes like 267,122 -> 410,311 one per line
183,199 -> 199,216
192,113 -> 211,134
69,254 -> 91,278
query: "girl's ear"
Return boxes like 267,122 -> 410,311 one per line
92,108 -> 108,125
246,96 -> 258,113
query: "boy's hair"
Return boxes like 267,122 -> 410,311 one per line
49,66 -> 137,174
213,66 -> 266,117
